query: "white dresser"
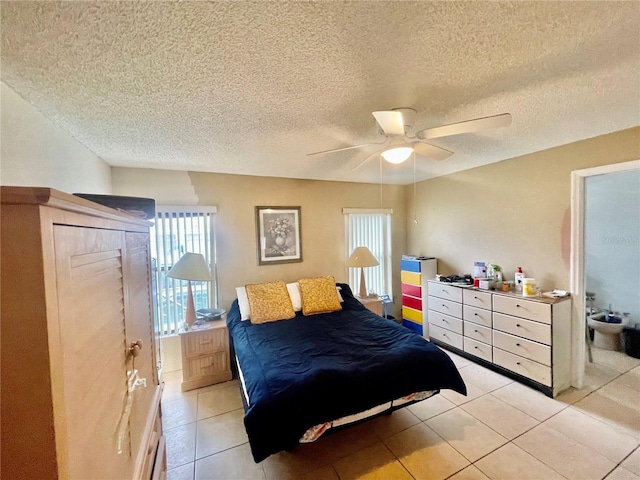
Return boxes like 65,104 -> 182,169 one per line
427,280 -> 571,397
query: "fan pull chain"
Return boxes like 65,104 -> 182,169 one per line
379,153 -> 383,209
413,151 -> 418,225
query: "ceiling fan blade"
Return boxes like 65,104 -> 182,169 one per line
352,151 -> 382,171
307,142 -> 379,156
412,141 -> 454,161
417,113 -> 512,140
372,111 -> 406,136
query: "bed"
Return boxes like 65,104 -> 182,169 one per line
227,279 -> 467,463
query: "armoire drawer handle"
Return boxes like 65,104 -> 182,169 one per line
516,343 -> 521,347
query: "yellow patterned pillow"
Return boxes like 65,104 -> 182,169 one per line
299,276 -> 342,315
245,281 -> 296,324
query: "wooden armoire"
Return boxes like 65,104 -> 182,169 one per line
1,187 -> 166,479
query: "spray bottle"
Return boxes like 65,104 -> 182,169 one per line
515,267 -> 525,292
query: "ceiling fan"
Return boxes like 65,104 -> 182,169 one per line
307,108 -> 512,170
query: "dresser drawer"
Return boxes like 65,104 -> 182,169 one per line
493,295 -> 552,324
429,324 -> 463,350
183,351 -> 229,381
464,322 -> 492,345
428,297 -> 463,318
401,270 -> 422,286
493,348 -> 551,386
464,337 -> 492,362
402,306 -> 423,324
402,294 -> 423,311
182,328 -> 227,357
401,283 -> 422,298
463,305 -> 492,328
428,310 -> 463,334
427,282 -> 463,302
463,289 -> 492,310
493,330 -> 551,366
493,312 -> 551,345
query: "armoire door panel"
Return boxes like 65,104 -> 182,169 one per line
123,232 -> 158,467
53,225 -> 132,480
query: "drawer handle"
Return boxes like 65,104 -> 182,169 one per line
474,346 -> 478,349
474,329 -> 478,333
128,339 -> 143,357
516,304 -> 521,308
516,343 -> 521,347
474,296 -> 478,299
516,324 -> 521,327
516,361 -> 521,365
474,313 -> 478,316
200,340 -> 213,345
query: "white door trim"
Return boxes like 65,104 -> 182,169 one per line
570,159 -> 640,387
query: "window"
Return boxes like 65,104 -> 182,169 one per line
151,206 -> 218,335
343,208 -> 392,298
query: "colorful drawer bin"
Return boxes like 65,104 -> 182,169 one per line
400,256 -> 437,336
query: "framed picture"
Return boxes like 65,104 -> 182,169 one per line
255,206 -> 302,265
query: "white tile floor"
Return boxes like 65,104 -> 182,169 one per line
162,347 -> 640,480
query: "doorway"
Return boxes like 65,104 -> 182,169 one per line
570,159 -> 640,387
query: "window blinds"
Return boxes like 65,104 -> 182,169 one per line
151,206 -> 218,336
343,209 -> 392,298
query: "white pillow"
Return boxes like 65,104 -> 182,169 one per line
235,286 -> 251,320
286,282 -> 343,312
286,282 -> 303,311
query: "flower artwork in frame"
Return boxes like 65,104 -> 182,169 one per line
255,206 -> 302,265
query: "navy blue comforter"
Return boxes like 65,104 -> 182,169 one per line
227,283 -> 466,462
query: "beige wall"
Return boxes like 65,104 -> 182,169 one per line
112,168 -> 407,314
0,82 -> 112,193
406,127 -> 640,292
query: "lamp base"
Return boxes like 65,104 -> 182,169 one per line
359,268 -> 367,298
185,281 -> 197,330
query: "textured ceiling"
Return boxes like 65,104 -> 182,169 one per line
1,1 -> 639,185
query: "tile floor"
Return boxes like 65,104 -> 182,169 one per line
162,347 -> 640,480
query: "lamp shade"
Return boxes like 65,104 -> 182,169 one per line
166,253 -> 211,281
346,247 -> 379,268
381,146 -> 413,164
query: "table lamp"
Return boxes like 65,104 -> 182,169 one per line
346,246 -> 379,298
167,252 -> 211,329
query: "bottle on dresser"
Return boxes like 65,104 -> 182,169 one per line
514,266 -> 525,292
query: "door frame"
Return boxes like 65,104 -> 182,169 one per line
570,159 -> 640,387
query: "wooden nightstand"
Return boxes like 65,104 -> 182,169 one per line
357,296 -> 383,316
179,319 -> 232,392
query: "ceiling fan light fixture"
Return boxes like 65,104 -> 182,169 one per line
381,146 -> 414,164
